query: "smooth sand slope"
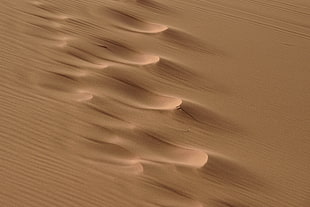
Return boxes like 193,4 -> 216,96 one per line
0,0 -> 310,206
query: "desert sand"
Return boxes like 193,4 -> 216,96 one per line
0,0 -> 309,206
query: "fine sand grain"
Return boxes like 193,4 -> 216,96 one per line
1,0 -> 309,206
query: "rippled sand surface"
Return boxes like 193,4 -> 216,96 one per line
1,0 -> 310,206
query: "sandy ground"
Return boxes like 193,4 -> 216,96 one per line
1,0 -> 310,206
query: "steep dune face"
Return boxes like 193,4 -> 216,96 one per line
1,0 -> 309,207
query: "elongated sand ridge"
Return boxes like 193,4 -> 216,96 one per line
0,0 -> 309,206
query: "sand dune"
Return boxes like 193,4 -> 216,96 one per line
1,0 -> 309,206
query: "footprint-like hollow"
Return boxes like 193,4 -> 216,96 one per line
128,177 -> 203,207
104,8 -> 168,34
199,154 -> 263,189
88,74 -> 182,110
159,27 -> 221,54
145,58 -> 210,90
111,129 -> 208,168
136,0 -> 170,12
176,101 -> 237,132
29,70 -> 93,101
64,37 -> 160,66
75,137 -> 140,166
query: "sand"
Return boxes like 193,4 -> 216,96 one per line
0,0 -> 309,206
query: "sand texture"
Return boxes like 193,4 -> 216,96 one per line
0,0 -> 310,206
